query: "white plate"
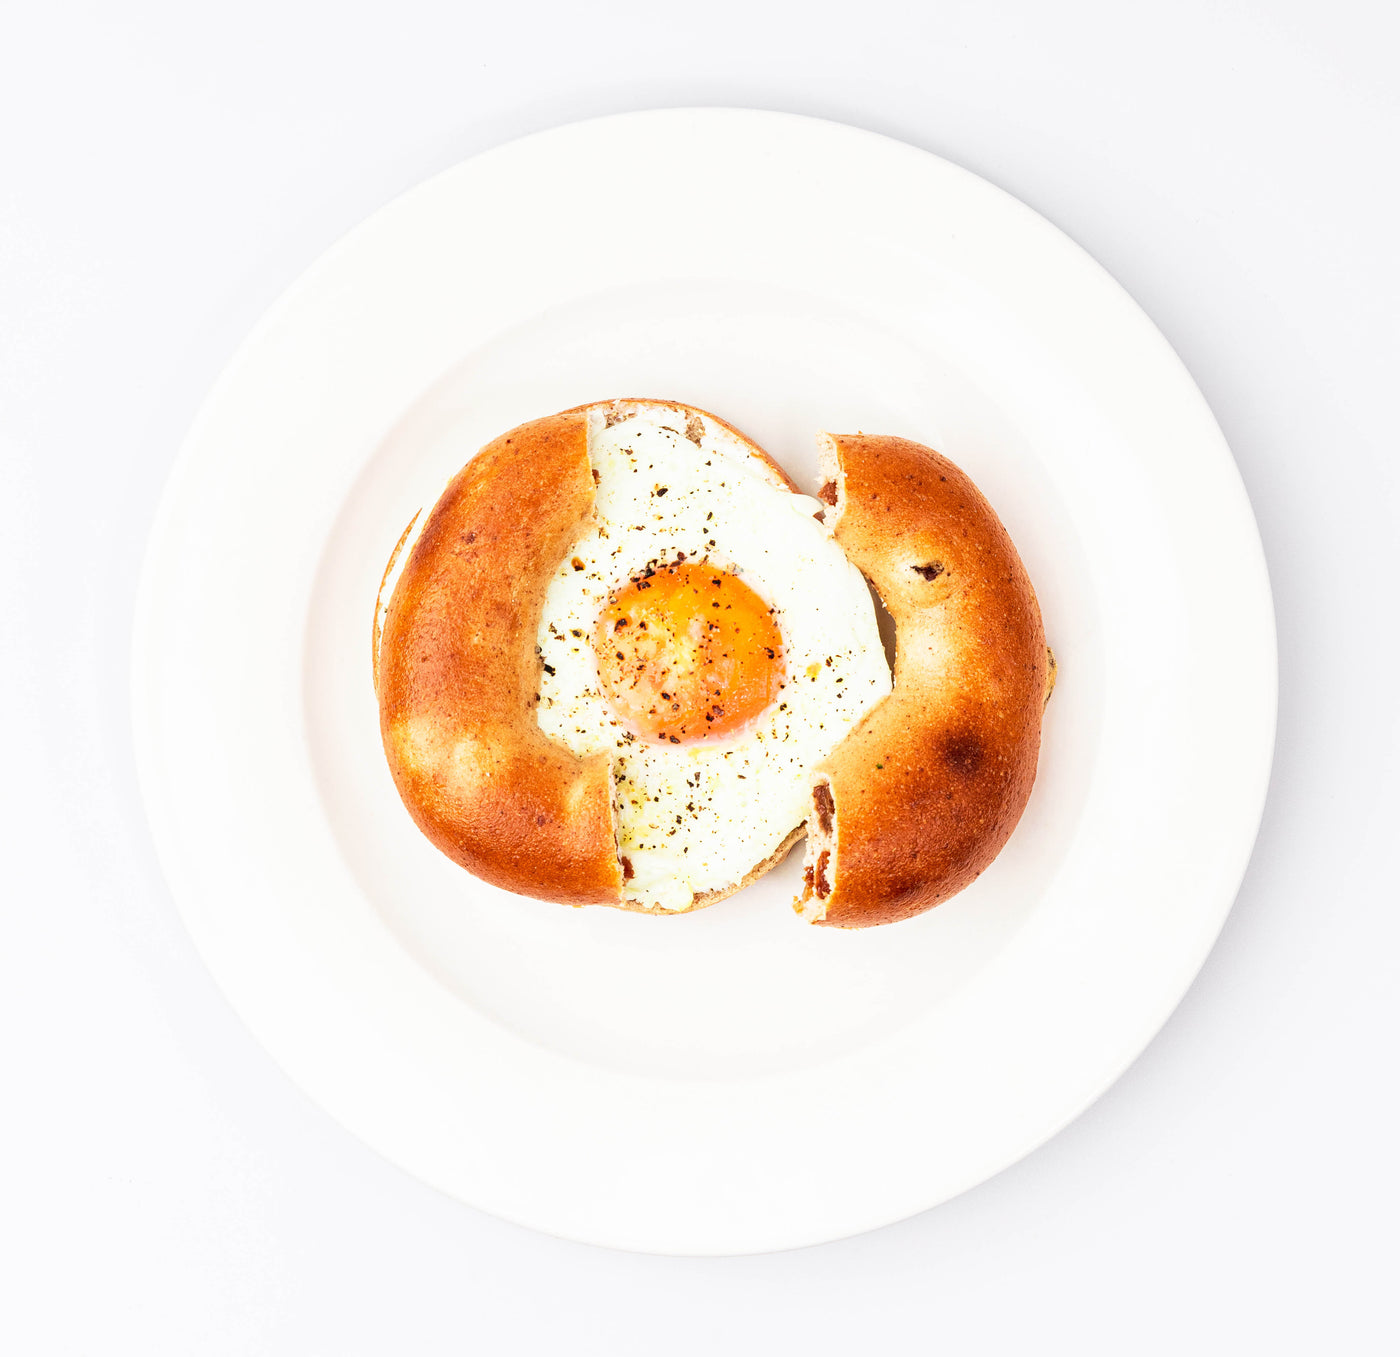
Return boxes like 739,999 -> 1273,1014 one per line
133,109 -> 1275,1254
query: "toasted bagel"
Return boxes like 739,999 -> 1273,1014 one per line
799,433 -> 1051,928
375,409 -> 623,904
377,407 -> 1049,925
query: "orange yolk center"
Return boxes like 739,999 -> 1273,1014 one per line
595,561 -> 785,744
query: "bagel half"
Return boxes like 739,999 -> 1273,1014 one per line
375,409 -> 624,904
799,433 -> 1052,928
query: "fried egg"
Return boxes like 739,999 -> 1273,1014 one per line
536,402 -> 892,912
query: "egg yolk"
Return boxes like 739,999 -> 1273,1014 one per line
595,561 -> 785,743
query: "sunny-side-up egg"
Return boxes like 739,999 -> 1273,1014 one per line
536,404 -> 892,913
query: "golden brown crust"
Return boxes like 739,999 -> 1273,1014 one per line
809,434 -> 1048,928
376,411 -> 623,905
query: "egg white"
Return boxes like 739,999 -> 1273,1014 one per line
536,404 -> 891,912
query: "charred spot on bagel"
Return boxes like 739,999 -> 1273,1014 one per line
911,561 -> 946,582
941,732 -> 984,777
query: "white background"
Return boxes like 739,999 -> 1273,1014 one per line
3,1 -> 1397,1352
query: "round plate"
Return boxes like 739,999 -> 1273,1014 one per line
132,109 -> 1275,1254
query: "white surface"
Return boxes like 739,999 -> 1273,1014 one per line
2,0 -> 1396,1348
131,108 -> 1274,1253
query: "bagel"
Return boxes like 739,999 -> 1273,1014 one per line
375,404 -> 1051,926
797,433 -> 1052,928
375,409 -> 623,904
